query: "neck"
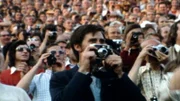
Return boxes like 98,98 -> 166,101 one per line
14,60 -> 27,68
150,63 -> 161,70
176,40 -> 180,45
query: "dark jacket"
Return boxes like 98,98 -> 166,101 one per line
50,65 -> 146,101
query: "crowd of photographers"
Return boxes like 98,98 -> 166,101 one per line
1,0 -> 180,101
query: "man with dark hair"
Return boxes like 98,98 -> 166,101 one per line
158,2 -> 168,15
50,25 -> 146,101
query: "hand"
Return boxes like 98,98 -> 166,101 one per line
44,30 -> 51,39
138,45 -> 152,59
78,45 -> 97,73
124,32 -> 132,50
16,62 -> 29,74
35,53 -> 51,67
155,50 -> 168,62
105,54 -> 123,78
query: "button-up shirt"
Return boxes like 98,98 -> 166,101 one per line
29,69 -> 52,101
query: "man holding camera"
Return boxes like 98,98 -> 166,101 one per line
17,44 -> 66,101
50,25 -> 146,101
129,38 -> 168,101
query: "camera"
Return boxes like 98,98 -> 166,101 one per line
112,39 -> 124,52
29,44 -> 36,52
90,44 -> 112,60
17,23 -> 25,30
47,51 -> 57,66
150,96 -> 158,101
131,32 -> 143,43
49,31 -> 57,40
149,44 -> 168,55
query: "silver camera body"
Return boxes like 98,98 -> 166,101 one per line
151,44 -> 168,54
90,44 -> 112,59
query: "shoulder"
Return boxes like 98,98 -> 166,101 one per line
138,63 -> 150,76
51,66 -> 78,82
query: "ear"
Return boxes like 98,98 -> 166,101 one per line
74,44 -> 82,52
105,33 -> 109,39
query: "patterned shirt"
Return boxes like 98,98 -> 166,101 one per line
29,69 -> 52,101
137,63 -> 163,101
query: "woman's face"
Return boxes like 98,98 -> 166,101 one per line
15,45 -> 30,61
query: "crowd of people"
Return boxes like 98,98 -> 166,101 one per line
1,0 -> 180,101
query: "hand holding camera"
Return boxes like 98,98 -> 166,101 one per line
148,44 -> 168,61
78,44 -> 97,73
35,53 -> 51,68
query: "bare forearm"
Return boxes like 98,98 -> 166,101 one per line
128,57 -> 143,84
169,68 -> 180,90
39,38 -> 48,54
16,64 -> 39,91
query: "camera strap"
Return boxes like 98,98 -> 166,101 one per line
149,68 -> 163,98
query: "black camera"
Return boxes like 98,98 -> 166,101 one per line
112,39 -> 123,51
149,44 -> 169,56
90,44 -> 112,60
30,27 -> 41,35
131,32 -> 143,43
47,51 -> 57,66
29,44 -> 36,52
49,31 -> 57,40
17,23 -> 25,30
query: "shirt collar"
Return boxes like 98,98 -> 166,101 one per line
10,66 -> 17,75
45,69 -> 52,75
174,44 -> 180,52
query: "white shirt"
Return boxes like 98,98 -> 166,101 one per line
29,69 -> 52,101
137,63 -> 163,101
174,44 -> 180,52
0,83 -> 31,101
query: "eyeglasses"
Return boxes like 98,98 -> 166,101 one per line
16,47 -> 30,52
0,34 -> 11,37
50,50 -> 65,55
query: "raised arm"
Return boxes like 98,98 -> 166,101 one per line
16,53 -> 50,90
128,45 -> 150,83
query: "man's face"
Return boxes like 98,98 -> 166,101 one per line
161,26 -> 170,42
146,12 -> 155,22
158,4 -> 167,14
15,12 -> 22,21
57,15 -> 64,25
58,42 -> 67,52
26,16 -> 34,26
107,27 -> 122,39
129,15 -> 137,23
79,31 -> 106,52
64,19 -> 73,31
158,17 -> 167,27
81,16 -> 89,25
39,14 -> 47,23
0,31 -> 11,45
47,45 -> 66,66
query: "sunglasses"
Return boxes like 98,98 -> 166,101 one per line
16,47 -> 31,52
0,34 -> 11,37
50,50 -> 64,55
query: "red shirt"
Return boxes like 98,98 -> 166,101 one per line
0,69 -> 21,86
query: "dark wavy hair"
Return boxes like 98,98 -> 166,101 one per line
8,40 -> 31,67
70,25 -> 105,61
168,20 -> 180,46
